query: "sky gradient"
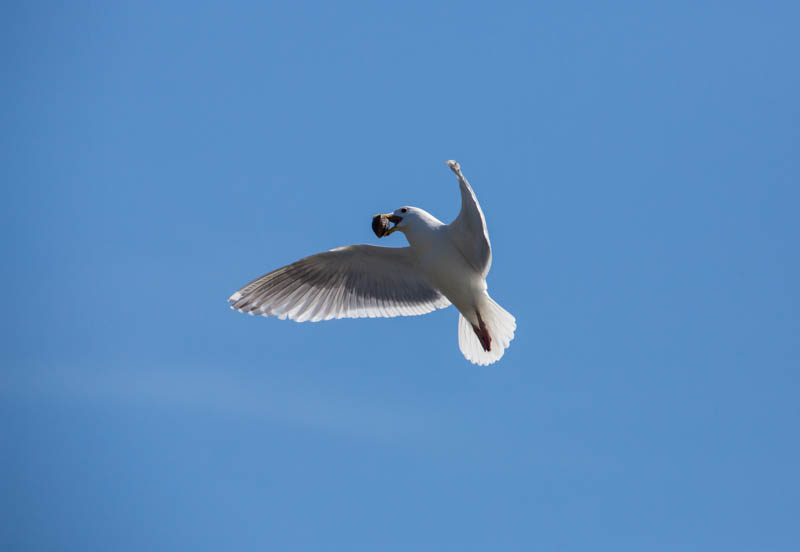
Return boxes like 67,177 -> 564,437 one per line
2,2 -> 799,550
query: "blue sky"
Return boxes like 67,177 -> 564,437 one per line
2,1 -> 798,550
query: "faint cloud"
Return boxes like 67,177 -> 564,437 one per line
3,363 -> 438,445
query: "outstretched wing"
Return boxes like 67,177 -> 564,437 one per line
446,160 -> 492,277
228,244 -> 451,322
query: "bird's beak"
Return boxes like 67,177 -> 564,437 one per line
384,214 -> 402,235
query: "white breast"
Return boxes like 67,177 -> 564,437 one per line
413,229 -> 487,321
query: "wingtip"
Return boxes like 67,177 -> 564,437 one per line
228,291 -> 242,302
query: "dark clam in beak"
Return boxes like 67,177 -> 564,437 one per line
372,214 -> 403,238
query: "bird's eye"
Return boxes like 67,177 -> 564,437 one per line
401,208 -> 408,213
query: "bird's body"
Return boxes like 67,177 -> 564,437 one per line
407,219 -> 484,325
229,160 -> 515,365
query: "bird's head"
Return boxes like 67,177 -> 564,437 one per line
373,206 -> 426,238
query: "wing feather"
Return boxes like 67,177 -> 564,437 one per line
446,160 -> 492,277
229,244 -> 451,322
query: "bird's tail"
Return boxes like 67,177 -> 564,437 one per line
457,294 -> 516,365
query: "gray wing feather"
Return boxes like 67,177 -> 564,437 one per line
446,160 -> 492,277
229,244 -> 451,322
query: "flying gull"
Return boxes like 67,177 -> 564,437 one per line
228,160 -> 516,365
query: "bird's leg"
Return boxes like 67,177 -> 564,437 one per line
471,309 -> 492,352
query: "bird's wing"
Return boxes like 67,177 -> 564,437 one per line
228,244 -> 451,322
446,160 -> 492,277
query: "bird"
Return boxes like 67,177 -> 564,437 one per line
228,160 -> 516,365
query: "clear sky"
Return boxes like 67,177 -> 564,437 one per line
2,1 -> 798,550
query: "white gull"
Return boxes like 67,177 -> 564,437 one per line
229,160 -> 516,365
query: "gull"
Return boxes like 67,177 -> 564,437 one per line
228,160 -> 516,365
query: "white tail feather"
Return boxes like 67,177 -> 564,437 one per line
457,295 -> 516,365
